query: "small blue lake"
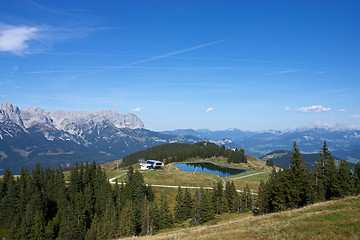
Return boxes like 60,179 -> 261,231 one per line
174,162 -> 248,177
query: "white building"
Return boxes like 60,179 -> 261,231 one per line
140,160 -> 164,170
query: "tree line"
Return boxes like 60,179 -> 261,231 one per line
253,141 -> 360,215
122,141 -> 247,166
0,161 -> 253,239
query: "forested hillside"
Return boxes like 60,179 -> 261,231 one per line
254,141 -> 360,215
122,142 -> 247,166
0,162 -> 253,239
261,150 -> 356,170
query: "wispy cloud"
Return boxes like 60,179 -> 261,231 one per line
266,69 -> 299,75
296,105 -> 331,112
350,115 -> 360,119
132,107 -> 142,113
337,109 -> 347,112
206,107 -> 214,113
26,70 -> 86,74
0,22 -> 126,55
86,38 -> 229,75
284,106 -> 292,112
29,0 -> 86,16
126,39 -> 227,66
0,24 -> 39,54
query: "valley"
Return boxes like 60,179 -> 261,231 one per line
1,102 -> 359,175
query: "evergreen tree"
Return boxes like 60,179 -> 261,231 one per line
307,170 -> 318,204
174,186 -> 185,223
141,198 -> 155,236
240,184 -> 253,212
253,180 -> 267,215
266,159 -> 274,167
266,168 -> 287,212
192,188 -> 214,225
118,200 -> 136,237
337,160 -> 353,196
211,181 -> 227,214
354,162 -> 360,195
183,188 -> 193,220
287,141 -> 309,208
316,141 -> 340,200
157,193 -> 173,229
225,181 -> 238,213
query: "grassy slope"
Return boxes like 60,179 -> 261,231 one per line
123,195 -> 360,240
100,156 -> 272,193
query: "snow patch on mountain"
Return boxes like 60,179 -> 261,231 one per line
288,122 -> 354,132
0,102 -> 144,135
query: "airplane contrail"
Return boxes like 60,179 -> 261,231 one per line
85,38 -> 228,75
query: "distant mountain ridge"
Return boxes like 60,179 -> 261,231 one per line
162,124 -> 360,163
0,102 -> 199,174
260,150 -> 356,170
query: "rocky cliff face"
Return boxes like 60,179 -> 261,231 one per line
0,102 -> 197,174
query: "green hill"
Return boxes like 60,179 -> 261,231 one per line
122,141 -> 247,166
124,195 -> 360,240
261,150 -> 356,170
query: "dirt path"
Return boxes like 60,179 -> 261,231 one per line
109,174 -> 257,195
229,171 -> 265,180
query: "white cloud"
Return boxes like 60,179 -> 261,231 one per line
132,107 -> 142,113
338,109 -> 347,112
296,105 -> 331,113
206,107 -> 213,113
0,24 -> 39,54
350,115 -> 360,119
284,106 -> 292,112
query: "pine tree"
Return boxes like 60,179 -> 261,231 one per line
157,193 -> 173,229
192,188 -> 214,225
211,181 -> 227,214
337,160 -> 353,196
315,143 -> 327,201
183,188 -> 193,220
315,141 -> 340,200
174,186 -> 185,223
225,181 -> 238,213
118,200 -> 136,237
240,184 -> 253,212
141,198 -> 155,236
266,168 -> 287,212
354,162 -> 360,194
307,170 -> 318,204
287,141 -> 309,208
253,180 -> 267,215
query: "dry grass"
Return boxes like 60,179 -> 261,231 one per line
119,195 -> 360,240
101,159 -> 124,171
102,157 -> 272,193
226,172 -> 271,192
114,164 -> 222,188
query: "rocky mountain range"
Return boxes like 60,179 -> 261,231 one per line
0,102 -> 198,174
1,101 -> 359,174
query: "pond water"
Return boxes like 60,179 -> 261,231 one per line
174,162 -> 248,177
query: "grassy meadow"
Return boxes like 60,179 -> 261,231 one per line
121,195 -> 360,240
102,156 -> 273,193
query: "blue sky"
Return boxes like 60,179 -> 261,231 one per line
0,0 -> 359,131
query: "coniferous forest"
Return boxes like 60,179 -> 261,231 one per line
122,142 -> 247,166
253,141 -> 360,215
1,141 -> 359,239
0,161 -> 253,239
